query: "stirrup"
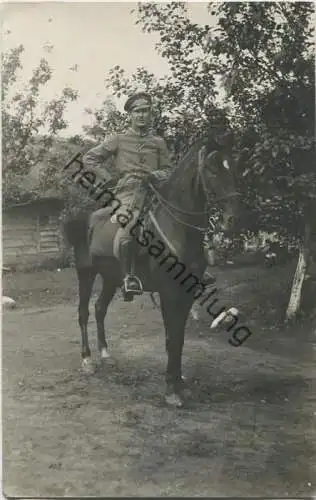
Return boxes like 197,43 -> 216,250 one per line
123,274 -> 143,295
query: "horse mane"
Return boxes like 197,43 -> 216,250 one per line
166,137 -> 206,196
170,137 -> 206,178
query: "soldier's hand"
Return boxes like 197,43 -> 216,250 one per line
149,170 -> 169,184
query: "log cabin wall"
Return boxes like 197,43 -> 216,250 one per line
2,199 -> 69,268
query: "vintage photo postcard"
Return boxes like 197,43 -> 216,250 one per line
2,1 -> 315,497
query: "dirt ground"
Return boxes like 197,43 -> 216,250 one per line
2,264 -> 316,497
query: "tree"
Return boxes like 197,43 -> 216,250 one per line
38,135 -> 100,220
131,2 -> 314,229
84,97 -> 128,142
205,2 -> 315,320
2,44 -> 78,205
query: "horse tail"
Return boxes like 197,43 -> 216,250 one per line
63,215 -> 90,249
63,215 -> 93,269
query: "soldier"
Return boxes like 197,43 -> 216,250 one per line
83,91 -> 173,301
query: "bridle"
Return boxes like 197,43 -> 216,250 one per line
148,145 -> 239,233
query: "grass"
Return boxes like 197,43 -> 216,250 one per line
3,259 -> 316,329
2,267 -> 88,309
2,260 -> 315,496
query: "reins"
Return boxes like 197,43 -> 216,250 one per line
148,146 -> 239,233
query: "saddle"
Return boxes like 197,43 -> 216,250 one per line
88,180 -> 161,261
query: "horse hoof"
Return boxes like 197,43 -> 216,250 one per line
100,347 -> 110,359
81,357 -> 95,374
164,393 -> 183,408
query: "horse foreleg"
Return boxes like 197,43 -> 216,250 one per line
159,292 -> 192,407
77,267 -> 96,373
95,276 -> 117,360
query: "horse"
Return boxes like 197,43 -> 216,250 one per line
63,134 -> 241,407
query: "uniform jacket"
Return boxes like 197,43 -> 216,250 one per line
82,128 -> 173,190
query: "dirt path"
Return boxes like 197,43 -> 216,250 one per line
3,286 -> 315,497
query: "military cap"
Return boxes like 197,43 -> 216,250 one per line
124,91 -> 152,112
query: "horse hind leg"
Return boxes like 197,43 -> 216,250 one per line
95,275 -> 117,361
77,267 -> 96,374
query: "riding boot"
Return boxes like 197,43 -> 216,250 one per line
119,241 -> 143,302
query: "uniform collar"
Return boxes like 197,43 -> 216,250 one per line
128,127 -> 150,138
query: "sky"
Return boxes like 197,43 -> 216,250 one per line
2,1 -> 213,136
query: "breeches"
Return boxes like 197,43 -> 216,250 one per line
114,181 -> 144,246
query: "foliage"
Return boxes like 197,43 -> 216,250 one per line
205,2 -> 315,238
83,98 -> 129,142
38,136 -> 98,218
2,44 -> 78,206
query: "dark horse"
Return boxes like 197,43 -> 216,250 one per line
64,135 -> 240,407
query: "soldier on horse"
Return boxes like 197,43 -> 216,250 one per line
66,99 -> 240,404
83,92 -> 173,301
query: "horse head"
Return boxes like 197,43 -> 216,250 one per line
196,131 -> 241,236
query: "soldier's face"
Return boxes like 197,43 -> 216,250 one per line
130,105 -> 151,129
